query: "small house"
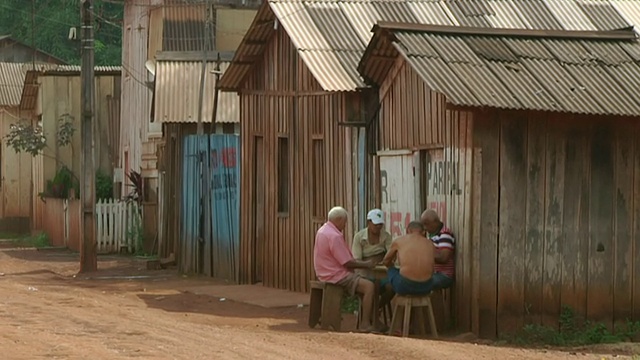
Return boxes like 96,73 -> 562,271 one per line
0,35 -> 66,64
20,65 -> 121,248
358,19 -> 640,337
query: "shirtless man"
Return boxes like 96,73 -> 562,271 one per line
382,221 -> 435,296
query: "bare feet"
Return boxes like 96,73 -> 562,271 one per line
357,325 -> 377,334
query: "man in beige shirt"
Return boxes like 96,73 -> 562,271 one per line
351,209 -> 393,264
352,209 -> 394,325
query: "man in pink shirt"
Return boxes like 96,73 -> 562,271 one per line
314,206 -> 376,332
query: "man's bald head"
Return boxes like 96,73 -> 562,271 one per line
421,209 -> 442,234
421,209 -> 440,222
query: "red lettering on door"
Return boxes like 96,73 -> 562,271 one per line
388,212 -> 412,236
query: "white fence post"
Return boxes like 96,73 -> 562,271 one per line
95,198 -> 141,254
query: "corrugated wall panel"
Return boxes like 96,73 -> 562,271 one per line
155,61 -> 238,123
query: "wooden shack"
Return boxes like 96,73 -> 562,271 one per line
0,35 -> 66,64
219,1 -> 379,292
20,65 -> 121,234
359,21 -> 640,338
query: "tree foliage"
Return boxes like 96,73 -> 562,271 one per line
0,0 -> 123,65
4,122 -> 46,157
5,115 -> 75,156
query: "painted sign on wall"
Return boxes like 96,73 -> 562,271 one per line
423,148 -> 463,223
379,154 -> 415,237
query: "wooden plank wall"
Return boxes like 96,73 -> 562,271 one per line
158,123 -> 184,260
376,60 -> 474,332
379,58 -> 443,150
238,26 -> 360,292
374,57 -> 640,337
0,107 -> 32,218
473,112 -> 640,337
40,75 -> 118,184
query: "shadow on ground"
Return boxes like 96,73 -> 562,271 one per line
137,291 -> 323,333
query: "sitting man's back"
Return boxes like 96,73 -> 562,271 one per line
382,221 -> 435,296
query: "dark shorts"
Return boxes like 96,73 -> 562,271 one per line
431,272 -> 454,290
387,267 -> 435,296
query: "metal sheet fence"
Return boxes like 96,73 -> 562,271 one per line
181,134 -> 240,282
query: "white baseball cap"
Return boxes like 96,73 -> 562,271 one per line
367,209 -> 385,225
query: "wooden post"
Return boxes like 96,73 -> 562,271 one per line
80,0 -> 97,272
197,0 -> 214,275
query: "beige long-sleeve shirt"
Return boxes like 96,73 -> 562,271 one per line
351,228 -> 393,261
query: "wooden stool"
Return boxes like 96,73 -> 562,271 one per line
388,295 -> 438,338
308,280 -> 344,331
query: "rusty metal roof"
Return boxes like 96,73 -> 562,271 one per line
160,0 -> 261,52
0,62 -> 27,106
221,0 -> 640,92
359,23 -> 640,116
154,59 -> 239,123
162,1 -> 213,51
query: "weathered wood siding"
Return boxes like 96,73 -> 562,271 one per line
473,112 -> 640,337
0,107 -> 32,218
238,26 -> 361,292
379,57 -> 444,151
376,58 -> 474,332
120,0 -> 160,184
40,75 -> 120,183
375,56 -> 640,338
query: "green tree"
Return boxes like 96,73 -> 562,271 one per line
0,0 -> 123,65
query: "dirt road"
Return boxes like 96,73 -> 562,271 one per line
0,247 -> 635,360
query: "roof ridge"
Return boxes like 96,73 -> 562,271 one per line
375,22 -> 638,40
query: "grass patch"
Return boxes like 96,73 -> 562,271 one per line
0,232 -> 24,239
505,305 -> 640,346
11,232 -> 50,248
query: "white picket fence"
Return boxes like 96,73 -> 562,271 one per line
96,199 -> 142,253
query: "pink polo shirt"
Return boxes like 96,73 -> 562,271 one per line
313,221 -> 353,283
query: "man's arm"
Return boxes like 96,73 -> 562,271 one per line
434,248 -> 452,264
434,232 -> 455,263
382,242 -> 398,268
351,233 -> 363,261
344,259 -> 374,269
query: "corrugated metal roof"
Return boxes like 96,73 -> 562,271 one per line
41,65 -> 122,74
162,1 -> 214,51
222,0 -> 640,92
0,62 -> 26,106
360,23 -> 640,116
154,60 -> 238,123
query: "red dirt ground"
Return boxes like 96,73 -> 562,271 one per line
0,246 -> 637,360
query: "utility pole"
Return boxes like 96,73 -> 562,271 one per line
80,0 -> 97,273
196,0 -> 213,274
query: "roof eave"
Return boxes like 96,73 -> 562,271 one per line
219,1 -> 276,90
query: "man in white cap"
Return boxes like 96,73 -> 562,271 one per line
351,208 -> 393,264
351,209 -> 394,329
